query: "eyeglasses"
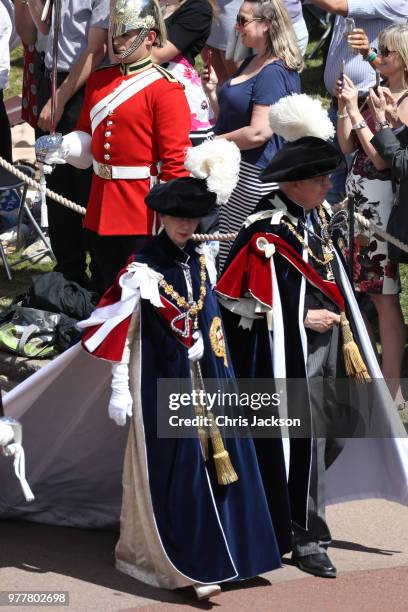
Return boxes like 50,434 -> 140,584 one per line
379,46 -> 398,57
308,176 -> 332,186
236,15 -> 264,27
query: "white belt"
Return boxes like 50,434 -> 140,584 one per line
93,160 -> 158,180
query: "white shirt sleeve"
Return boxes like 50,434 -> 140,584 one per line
0,3 -> 12,91
347,0 -> 408,21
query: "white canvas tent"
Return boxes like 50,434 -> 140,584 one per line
0,344 -> 127,527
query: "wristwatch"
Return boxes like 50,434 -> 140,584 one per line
375,120 -> 390,131
351,120 -> 367,130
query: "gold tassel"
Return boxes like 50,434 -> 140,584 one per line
196,406 -> 209,461
207,412 -> 239,485
340,312 -> 371,383
191,367 -> 209,460
191,360 -> 238,484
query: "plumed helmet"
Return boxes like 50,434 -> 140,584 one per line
110,0 -> 166,58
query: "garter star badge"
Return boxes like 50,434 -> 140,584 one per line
210,317 -> 228,367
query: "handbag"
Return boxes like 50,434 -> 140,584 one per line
386,181 -> 408,264
0,306 -> 60,358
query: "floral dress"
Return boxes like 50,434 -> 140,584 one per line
164,55 -> 215,144
21,43 -> 38,128
346,106 -> 399,295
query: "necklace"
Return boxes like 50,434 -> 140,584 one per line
159,255 -> 207,318
281,214 -> 334,267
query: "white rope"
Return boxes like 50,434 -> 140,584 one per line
2,442 -> 35,501
0,155 -> 86,216
192,232 -> 237,242
1,419 -> 35,502
0,421 -> 14,446
336,197 -> 408,255
1,155 -> 407,253
355,211 -> 408,254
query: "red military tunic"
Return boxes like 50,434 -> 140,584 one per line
76,58 -> 191,236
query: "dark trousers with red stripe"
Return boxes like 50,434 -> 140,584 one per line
36,72 -> 91,286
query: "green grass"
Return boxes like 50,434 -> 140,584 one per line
1,45 -> 55,306
7,46 -> 24,98
2,33 -> 408,326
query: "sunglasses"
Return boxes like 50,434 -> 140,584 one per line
236,15 -> 264,27
379,46 -> 398,57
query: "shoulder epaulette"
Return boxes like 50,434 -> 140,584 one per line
153,64 -> 178,83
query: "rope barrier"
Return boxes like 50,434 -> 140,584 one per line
336,198 -> 408,256
0,156 -> 86,216
192,232 -> 237,242
1,155 -> 407,253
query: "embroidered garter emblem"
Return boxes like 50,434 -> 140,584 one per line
210,317 -> 228,367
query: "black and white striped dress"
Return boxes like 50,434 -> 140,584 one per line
218,160 -> 278,270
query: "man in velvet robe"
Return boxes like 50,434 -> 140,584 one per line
216,134 -> 408,579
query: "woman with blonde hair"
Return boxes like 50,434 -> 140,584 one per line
202,0 -> 303,267
337,22 -> 408,409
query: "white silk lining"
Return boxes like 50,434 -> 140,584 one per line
115,314 -> 238,587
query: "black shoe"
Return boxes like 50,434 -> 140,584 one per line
293,552 -> 337,578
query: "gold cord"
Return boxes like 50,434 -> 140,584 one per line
281,216 -> 334,267
159,256 -> 207,317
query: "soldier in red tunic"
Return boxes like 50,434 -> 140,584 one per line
44,0 -> 191,294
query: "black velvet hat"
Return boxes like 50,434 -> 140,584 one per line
259,137 -> 346,183
145,177 -> 217,218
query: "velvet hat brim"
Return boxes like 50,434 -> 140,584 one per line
145,177 -> 217,218
259,137 -> 346,183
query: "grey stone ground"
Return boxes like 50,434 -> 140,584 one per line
0,499 -> 408,612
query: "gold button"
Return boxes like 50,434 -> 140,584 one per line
104,131 -> 111,137
104,153 -> 110,160
104,143 -> 111,150
107,120 -> 113,126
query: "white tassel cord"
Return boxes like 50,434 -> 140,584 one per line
0,421 -> 14,446
1,420 -> 35,502
2,442 -> 35,502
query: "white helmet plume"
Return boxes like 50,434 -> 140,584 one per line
268,94 -> 335,142
184,139 -> 241,204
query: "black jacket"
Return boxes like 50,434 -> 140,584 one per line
371,127 -> 408,261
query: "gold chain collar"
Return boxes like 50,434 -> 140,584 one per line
281,206 -> 334,267
158,256 -> 207,319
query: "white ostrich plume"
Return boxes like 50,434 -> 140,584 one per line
185,138 -> 241,204
268,94 -> 335,142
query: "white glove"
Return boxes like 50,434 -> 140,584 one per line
188,330 -> 204,362
43,139 -> 70,165
108,362 -> 133,426
43,131 -> 92,169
